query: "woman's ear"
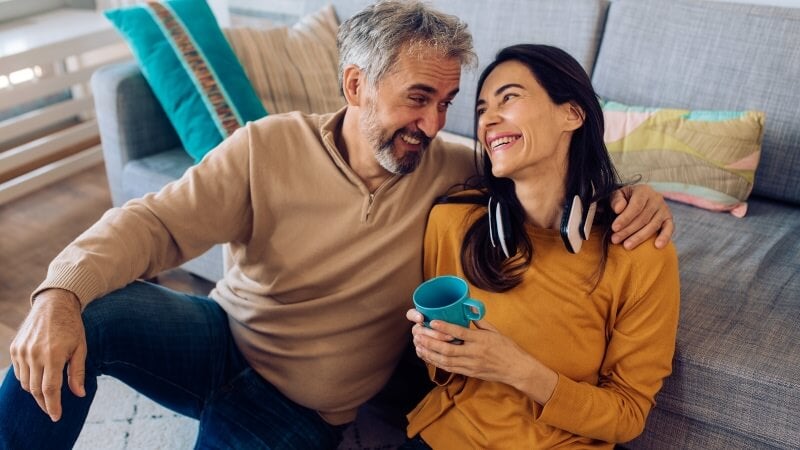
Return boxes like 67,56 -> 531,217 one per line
342,65 -> 364,106
563,101 -> 585,131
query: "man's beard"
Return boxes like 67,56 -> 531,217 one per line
362,101 -> 432,175
374,130 -> 430,174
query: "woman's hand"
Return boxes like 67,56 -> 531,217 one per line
407,309 -> 557,405
610,184 -> 674,250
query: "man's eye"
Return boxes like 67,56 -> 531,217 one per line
410,96 -> 427,104
439,101 -> 453,110
476,108 -> 486,116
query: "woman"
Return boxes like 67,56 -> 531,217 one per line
403,44 -> 680,448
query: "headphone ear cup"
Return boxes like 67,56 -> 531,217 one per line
580,182 -> 597,240
581,200 -> 597,240
496,200 -> 513,258
488,197 -> 499,249
560,195 -> 584,254
487,197 -> 514,259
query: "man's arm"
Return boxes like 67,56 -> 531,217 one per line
609,184 -> 674,250
36,125 -> 254,309
11,124 -> 255,422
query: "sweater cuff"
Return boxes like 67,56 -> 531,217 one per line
534,372 -> 581,427
428,363 -> 455,386
32,263 -> 104,310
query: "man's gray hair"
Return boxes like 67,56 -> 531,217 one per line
337,0 -> 476,89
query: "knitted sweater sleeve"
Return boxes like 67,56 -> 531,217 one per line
535,242 -> 681,443
33,125 -> 255,308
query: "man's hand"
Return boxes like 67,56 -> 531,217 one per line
610,184 -> 674,250
10,288 -> 87,422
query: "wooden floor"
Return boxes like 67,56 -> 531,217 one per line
0,164 -> 214,369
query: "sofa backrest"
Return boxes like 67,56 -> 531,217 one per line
592,0 -> 800,205
303,0 -> 610,139
427,0 -> 610,139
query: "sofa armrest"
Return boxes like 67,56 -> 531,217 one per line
91,60 -> 182,207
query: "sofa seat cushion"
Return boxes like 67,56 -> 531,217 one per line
121,147 -> 192,200
645,199 -> 800,448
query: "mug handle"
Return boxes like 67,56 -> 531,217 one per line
462,299 -> 485,321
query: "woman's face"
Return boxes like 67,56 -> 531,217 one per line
476,60 -> 578,183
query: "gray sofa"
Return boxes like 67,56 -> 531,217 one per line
92,0 -> 799,448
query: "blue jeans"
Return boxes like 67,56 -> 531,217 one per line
0,281 -> 346,450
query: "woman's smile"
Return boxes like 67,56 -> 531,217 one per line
487,133 -> 522,154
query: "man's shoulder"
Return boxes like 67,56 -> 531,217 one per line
436,130 -> 477,150
421,132 -> 476,182
432,133 -> 474,162
249,110 -> 330,132
243,110 -> 338,158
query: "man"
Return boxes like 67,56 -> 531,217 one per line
0,1 -> 673,448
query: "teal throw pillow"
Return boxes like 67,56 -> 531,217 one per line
106,0 -> 267,162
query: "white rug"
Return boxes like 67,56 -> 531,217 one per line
0,368 -> 197,449
75,376 -> 198,449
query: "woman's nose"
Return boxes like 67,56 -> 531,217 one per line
478,106 -> 501,133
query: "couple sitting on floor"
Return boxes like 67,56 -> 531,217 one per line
1,1 -> 677,448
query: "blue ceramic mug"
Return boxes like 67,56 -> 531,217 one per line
413,275 -> 486,330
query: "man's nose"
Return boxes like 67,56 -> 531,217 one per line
417,105 -> 445,138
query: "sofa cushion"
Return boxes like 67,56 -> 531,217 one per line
121,148 -> 193,201
628,405 -> 777,449
592,0 -> 800,205
602,100 -> 765,217
106,0 -> 267,162
223,5 -> 344,115
636,199 -> 800,448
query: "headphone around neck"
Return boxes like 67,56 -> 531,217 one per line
488,191 -> 596,257
435,190 -> 596,258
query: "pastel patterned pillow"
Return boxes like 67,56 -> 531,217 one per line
602,100 -> 765,218
106,0 -> 267,162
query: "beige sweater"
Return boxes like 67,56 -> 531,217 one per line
36,109 -> 475,424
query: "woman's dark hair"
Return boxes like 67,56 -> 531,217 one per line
460,44 -> 622,292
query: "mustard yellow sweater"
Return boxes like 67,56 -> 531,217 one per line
35,109 -> 475,424
407,203 -> 680,448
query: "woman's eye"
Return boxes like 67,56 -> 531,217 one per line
476,108 -> 486,116
502,93 -> 517,103
411,96 -> 426,105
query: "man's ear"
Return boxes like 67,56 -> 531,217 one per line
563,101 -> 585,131
342,64 -> 365,107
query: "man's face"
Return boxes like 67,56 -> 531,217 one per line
359,47 -> 462,174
